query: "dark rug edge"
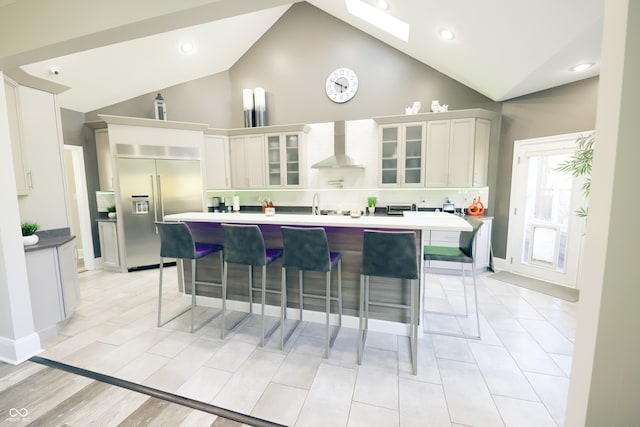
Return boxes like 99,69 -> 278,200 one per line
29,356 -> 287,427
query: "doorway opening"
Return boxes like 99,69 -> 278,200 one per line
506,132 -> 590,289
64,145 -> 95,271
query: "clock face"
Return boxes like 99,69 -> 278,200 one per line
325,67 -> 358,103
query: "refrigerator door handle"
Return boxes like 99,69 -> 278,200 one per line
157,174 -> 165,221
150,175 -> 159,226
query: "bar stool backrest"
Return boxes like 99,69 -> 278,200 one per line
222,224 -> 267,266
459,218 -> 483,257
156,222 -> 196,260
282,227 -> 331,272
362,230 -> 418,280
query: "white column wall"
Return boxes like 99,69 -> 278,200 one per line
565,1 -> 640,425
0,72 -> 42,364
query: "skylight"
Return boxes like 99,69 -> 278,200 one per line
345,0 -> 409,42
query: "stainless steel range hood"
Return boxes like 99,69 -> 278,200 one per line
311,120 -> 364,169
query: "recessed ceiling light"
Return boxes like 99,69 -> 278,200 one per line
180,42 -> 194,54
49,66 -> 61,76
345,0 -> 409,42
570,62 -> 594,72
376,0 -> 389,10
439,29 -> 455,40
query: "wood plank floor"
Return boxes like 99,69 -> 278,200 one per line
0,358 -> 269,426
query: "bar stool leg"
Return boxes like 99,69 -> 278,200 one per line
157,257 -> 164,327
358,274 -> 365,365
221,261 -> 228,339
261,265 -> 266,347
338,260 -> 342,328
191,260 -> 197,333
325,271 -> 330,358
280,267 -> 286,350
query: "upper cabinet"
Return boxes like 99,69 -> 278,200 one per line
229,134 -> 266,188
95,128 -> 114,191
266,132 -> 303,187
226,124 -> 309,189
375,109 -> 497,189
203,133 -> 231,189
426,117 -> 491,187
4,77 -> 30,195
378,122 -> 425,187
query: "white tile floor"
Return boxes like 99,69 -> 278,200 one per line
39,267 -> 576,426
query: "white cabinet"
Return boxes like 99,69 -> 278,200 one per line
204,134 -> 231,189
229,134 -> 266,188
426,118 -> 491,187
95,128 -> 114,191
379,123 -> 426,187
4,77 -> 30,195
98,220 -> 120,271
16,85 -> 70,229
25,239 -> 80,338
266,132 -> 303,187
425,217 -> 493,272
473,119 -> 491,187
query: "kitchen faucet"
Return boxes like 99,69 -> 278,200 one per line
312,192 -> 320,215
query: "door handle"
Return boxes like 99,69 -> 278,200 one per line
150,175 -> 159,227
157,174 -> 165,220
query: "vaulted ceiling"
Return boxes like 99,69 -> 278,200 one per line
5,0 -> 603,113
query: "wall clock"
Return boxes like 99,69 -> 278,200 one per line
325,67 -> 358,103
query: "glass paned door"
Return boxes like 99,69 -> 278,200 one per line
404,125 -> 423,184
267,135 -> 281,186
507,133 -> 588,287
521,153 -> 572,272
381,127 -> 399,184
285,134 -> 299,186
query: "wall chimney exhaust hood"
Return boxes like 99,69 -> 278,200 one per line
311,121 -> 364,169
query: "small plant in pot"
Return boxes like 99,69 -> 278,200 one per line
21,221 -> 40,246
367,196 -> 377,215
107,204 -> 117,218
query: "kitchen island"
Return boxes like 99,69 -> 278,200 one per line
164,211 -> 472,333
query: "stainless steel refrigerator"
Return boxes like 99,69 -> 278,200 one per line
118,158 -> 203,270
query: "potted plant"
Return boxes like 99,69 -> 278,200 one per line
367,196 -> 377,215
107,204 -> 116,218
21,221 -> 40,246
556,132 -> 594,218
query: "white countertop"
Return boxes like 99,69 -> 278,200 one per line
164,211 -> 472,232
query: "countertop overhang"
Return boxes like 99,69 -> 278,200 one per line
164,211 -> 472,232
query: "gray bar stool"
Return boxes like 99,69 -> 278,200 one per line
280,226 -> 342,358
359,229 -> 419,375
221,224 -> 283,346
156,222 -> 224,333
423,217 -> 483,339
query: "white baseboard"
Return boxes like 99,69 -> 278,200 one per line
0,333 -> 42,365
492,257 -> 508,272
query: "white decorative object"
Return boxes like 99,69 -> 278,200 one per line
154,93 -> 167,120
430,100 -> 449,112
254,87 -> 266,126
108,212 -> 116,219
405,101 -> 422,115
23,235 -> 39,246
233,196 -> 240,212
242,89 -> 254,127
265,207 -> 275,216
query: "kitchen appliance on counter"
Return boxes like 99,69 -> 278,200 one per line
117,148 -> 203,270
386,204 -> 415,215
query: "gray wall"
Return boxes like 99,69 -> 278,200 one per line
60,108 -> 102,257
88,2 -> 499,127
493,78 -> 599,257
76,2 -> 598,260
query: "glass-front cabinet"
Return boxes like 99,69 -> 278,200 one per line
266,132 -> 302,187
379,123 -> 426,187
